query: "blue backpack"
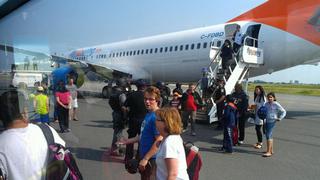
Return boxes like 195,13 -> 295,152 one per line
257,106 -> 268,120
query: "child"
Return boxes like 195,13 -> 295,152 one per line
263,92 -> 286,157
33,86 -> 49,124
169,92 -> 181,110
220,95 -> 238,153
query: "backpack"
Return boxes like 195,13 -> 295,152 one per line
184,142 -> 202,180
257,105 -> 268,120
38,124 -> 83,180
109,91 -> 122,111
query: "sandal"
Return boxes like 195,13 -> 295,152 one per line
262,152 -> 272,157
254,143 -> 262,149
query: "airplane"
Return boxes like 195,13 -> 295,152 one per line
1,0 -> 320,97
64,0 -> 320,84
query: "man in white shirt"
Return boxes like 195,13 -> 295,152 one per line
0,90 -> 65,180
232,25 -> 243,53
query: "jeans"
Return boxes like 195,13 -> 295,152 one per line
265,122 -> 276,140
111,111 -> 124,150
223,126 -> 233,153
255,124 -> 263,143
182,110 -> 196,132
125,116 -> 144,161
57,105 -> 69,132
238,115 -> 247,141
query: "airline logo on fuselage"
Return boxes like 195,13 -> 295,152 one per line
200,32 -> 224,39
247,47 -> 261,57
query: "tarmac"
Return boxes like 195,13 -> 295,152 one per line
39,93 -> 320,180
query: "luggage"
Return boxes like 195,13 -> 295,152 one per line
184,142 -> 202,180
232,126 -> 238,146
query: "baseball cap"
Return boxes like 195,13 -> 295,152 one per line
37,86 -> 44,91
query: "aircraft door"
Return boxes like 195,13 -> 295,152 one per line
244,24 -> 261,47
224,23 -> 240,41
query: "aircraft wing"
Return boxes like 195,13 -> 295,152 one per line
50,55 -> 132,80
302,58 -> 320,65
0,43 -> 50,59
0,43 -> 132,80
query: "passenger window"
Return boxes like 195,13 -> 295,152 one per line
160,47 -> 163,53
126,51 -> 129,56
146,49 -> 149,54
116,53 -> 118,57
180,45 -> 183,51
150,49 -> 153,54
165,47 -> 168,52
191,44 -> 195,50
203,42 -> 207,48
185,44 -> 189,50
155,48 -> 158,53
197,43 -> 201,49
112,53 -> 115,57
169,46 -> 173,52
130,51 -> 132,56
137,50 -> 140,55
141,49 -> 144,55
133,51 -> 136,55
174,46 -> 178,51
217,41 -> 221,47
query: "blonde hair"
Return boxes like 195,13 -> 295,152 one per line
155,107 -> 182,135
144,86 -> 161,102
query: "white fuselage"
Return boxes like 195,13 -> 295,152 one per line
68,21 -> 320,83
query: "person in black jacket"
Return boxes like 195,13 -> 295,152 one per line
109,80 -> 127,156
123,80 -> 148,162
172,82 -> 183,96
232,83 -> 249,145
220,40 -> 233,75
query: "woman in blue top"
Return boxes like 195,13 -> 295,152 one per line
118,86 -> 162,179
263,92 -> 286,157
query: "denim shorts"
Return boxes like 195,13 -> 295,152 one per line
265,121 -> 276,140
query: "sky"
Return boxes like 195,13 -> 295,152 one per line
0,0 -> 319,84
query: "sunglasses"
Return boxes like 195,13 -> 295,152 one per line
156,118 -> 164,122
144,98 -> 156,102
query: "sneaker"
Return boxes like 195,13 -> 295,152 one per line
218,147 -> 225,152
182,129 -> 187,133
238,141 -> 244,145
73,118 -> 79,121
191,132 -> 196,136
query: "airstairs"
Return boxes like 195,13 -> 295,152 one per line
197,36 -> 264,124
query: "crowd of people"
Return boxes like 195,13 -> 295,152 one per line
0,69 -> 287,180
105,75 -> 287,180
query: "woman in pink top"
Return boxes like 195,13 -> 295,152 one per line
55,81 -> 72,133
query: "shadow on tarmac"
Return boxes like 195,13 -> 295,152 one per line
285,110 -> 320,119
83,120 -> 113,128
69,147 -> 125,164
